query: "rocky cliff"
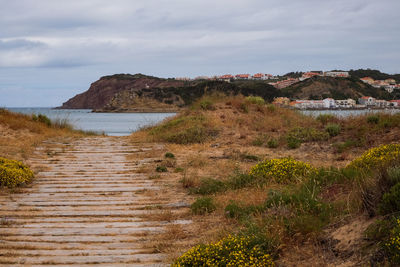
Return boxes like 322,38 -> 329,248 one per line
59,74 -> 185,110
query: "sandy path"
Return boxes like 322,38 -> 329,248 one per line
0,137 -> 184,266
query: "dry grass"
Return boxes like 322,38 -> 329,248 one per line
129,95 -> 400,265
0,109 -> 88,161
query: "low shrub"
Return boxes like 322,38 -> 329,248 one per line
266,104 -> 276,112
286,136 -> 301,149
0,157 -> 34,187
367,115 -> 380,124
239,103 -> 249,113
199,100 -> 215,110
265,184 -> 332,234
173,234 -> 275,266
348,144 -> 400,170
333,139 -> 358,153
225,201 -> 263,220
190,197 -> 216,215
286,127 -> 329,142
325,123 -> 341,137
252,134 -> 268,146
245,96 -> 265,105
155,166 -> 168,172
32,114 -> 51,126
249,158 -> 315,184
189,178 -> 226,195
316,114 -> 336,124
227,172 -> 261,190
165,152 -> 175,158
267,138 -> 279,148
387,166 -> 400,185
386,218 -> 400,264
379,183 -> 400,215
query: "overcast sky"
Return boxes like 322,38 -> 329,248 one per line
1,0 -> 399,107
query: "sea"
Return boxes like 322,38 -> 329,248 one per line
6,108 -> 176,136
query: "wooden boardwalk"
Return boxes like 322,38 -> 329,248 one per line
0,137 -> 183,266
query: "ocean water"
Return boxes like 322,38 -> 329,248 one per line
7,108 -> 176,136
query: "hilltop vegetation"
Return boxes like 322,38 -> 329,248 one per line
349,68 -> 400,83
132,95 -> 400,265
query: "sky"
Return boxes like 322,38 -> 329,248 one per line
0,0 -> 399,107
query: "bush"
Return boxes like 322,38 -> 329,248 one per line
325,123 -> 341,137
266,104 -> 276,112
239,103 -> 249,113
199,100 -> 215,110
333,139 -> 357,153
32,114 -> 51,126
0,157 -> 34,187
224,201 -> 263,220
265,185 -> 332,234
316,114 -> 335,124
267,138 -> 279,148
155,165 -> 168,172
249,158 -> 315,184
387,167 -> 400,185
227,172 -> 260,190
252,134 -> 268,146
173,234 -> 275,266
386,218 -> 400,264
165,152 -> 175,158
245,96 -> 265,105
367,115 -> 380,124
348,144 -> 400,170
379,183 -> 400,215
286,127 -> 329,142
286,136 -> 301,149
190,197 -> 216,215
190,178 -> 226,195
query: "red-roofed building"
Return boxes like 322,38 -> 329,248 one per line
218,74 -> 234,82
252,73 -> 264,80
360,77 -> 374,84
235,74 -> 251,80
389,100 -> 400,107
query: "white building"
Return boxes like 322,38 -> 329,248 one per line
324,71 -> 350,78
323,98 -> 336,108
358,97 -> 376,106
335,99 -> 356,108
375,100 -> 390,108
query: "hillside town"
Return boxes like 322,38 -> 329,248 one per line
175,71 -> 400,109
176,71 -> 400,93
273,96 -> 400,109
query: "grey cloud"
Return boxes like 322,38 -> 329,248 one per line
0,0 -> 399,106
